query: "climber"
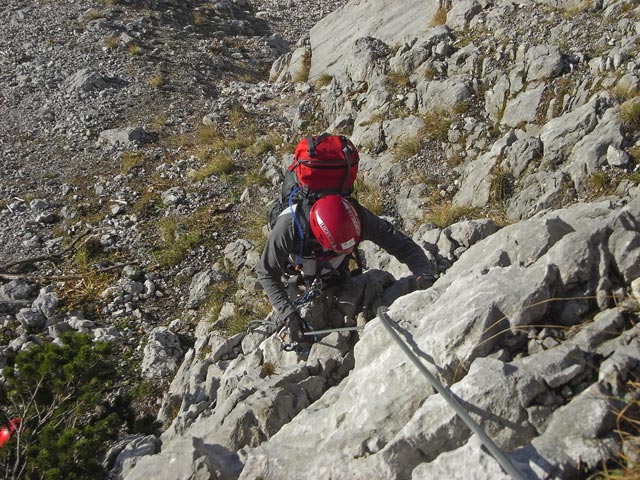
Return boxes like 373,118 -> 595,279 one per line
256,193 -> 435,346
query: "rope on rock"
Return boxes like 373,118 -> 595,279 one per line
376,306 -> 526,480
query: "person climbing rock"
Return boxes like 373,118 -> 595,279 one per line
256,193 -> 435,346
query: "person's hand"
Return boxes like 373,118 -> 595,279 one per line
286,311 -> 305,343
415,274 -> 436,290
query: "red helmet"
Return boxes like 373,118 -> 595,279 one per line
309,195 -> 361,254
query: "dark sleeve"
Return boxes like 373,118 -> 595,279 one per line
255,213 -> 299,321
357,203 -> 433,277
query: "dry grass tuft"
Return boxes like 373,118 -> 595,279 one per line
620,97 -> 640,131
430,5 -> 448,26
423,201 -> 483,228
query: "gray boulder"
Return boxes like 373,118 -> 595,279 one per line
98,127 -> 150,148
524,45 -> 565,82
446,0 -> 483,29
16,308 -> 47,330
67,68 -> 119,92
32,287 -> 59,318
454,132 -> 517,208
562,107 -> 623,195
540,94 -> 611,167
223,239 -> 255,271
141,327 -> 184,380
500,83 -> 546,127
417,76 -> 474,112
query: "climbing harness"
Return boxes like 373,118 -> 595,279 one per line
376,306 -> 526,480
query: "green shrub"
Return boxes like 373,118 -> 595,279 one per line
0,333 -> 128,479
104,35 -> 119,49
193,11 -> 207,26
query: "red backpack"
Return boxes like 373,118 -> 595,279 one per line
289,133 -> 359,194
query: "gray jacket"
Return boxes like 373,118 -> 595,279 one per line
256,201 -> 433,321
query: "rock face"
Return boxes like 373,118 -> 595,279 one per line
121,197 -> 640,480
308,0 -> 438,80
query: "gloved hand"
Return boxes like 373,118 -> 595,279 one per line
286,311 -> 305,343
415,273 -> 436,290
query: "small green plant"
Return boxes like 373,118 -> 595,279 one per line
387,70 -> 412,89
586,171 -> 615,198
620,97 -> 640,131
561,0 -> 592,18
446,151 -> 465,168
424,65 -> 438,80
489,166 -> 514,203
419,108 -> 453,142
245,135 -> 278,158
242,166 -> 270,189
591,379 -> 640,480
121,151 -> 146,174
154,217 -> 201,267
105,35 -> 119,49
393,136 -> 424,161
430,5 -> 448,26
74,236 -> 104,269
238,203 -> 268,246
191,152 -> 235,181
622,171 -> 640,185
423,201 -> 483,228
627,145 -> 640,164
128,42 -> 142,55
148,73 -> 165,88
228,104 -> 247,128
193,11 -> 207,26
131,187 -> 161,218
260,362 -> 277,377
359,111 -> 386,128
610,85 -> 637,103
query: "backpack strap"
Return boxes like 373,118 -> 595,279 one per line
288,187 -> 305,266
340,135 -> 353,195
307,132 -> 331,158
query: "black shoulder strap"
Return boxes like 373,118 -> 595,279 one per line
307,132 -> 330,157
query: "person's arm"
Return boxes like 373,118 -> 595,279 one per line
357,203 -> 434,279
255,213 -> 299,321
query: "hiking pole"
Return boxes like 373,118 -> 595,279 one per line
376,306 -> 526,480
